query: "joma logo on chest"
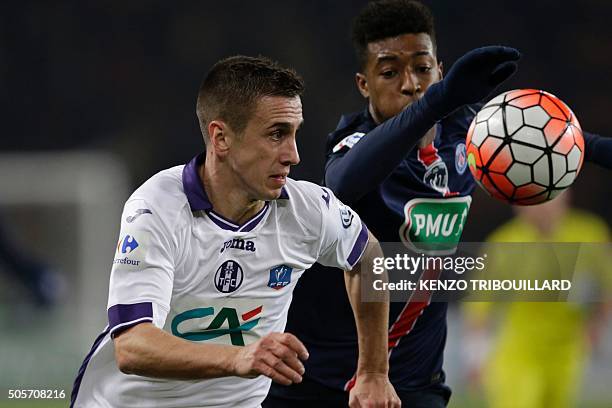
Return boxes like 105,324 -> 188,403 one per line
220,238 -> 256,253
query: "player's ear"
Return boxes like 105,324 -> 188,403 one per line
208,120 -> 232,155
437,60 -> 444,80
355,72 -> 369,99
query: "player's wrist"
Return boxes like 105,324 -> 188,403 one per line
355,362 -> 389,377
223,344 -> 246,377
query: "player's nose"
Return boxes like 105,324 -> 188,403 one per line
400,72 -> 421,96
281,137 -> 300,166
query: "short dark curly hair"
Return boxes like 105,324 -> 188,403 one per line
352,0 -> 436,70
196,55 -> 304,143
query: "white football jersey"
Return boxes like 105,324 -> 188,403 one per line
71,154 -> 369,408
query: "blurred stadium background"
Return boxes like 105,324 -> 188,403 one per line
0,1 -> 610,407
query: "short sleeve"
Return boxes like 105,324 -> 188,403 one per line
107,198 -> 175,336
316,187 -> 369,270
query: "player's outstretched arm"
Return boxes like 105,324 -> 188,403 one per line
584,131 -> 612,169
327,46 -> 520,203
344,231 -> 401,408
113,323 -> 308,385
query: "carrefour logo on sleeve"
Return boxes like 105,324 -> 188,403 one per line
117,235 -> 139,254
114,233 -> 147,267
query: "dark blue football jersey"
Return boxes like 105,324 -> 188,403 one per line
281,104 -> 480,392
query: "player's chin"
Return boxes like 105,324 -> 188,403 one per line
261,180 -> 285,200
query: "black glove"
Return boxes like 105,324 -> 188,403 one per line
424,46 -> 521,117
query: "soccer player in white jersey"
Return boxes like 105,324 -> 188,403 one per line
71,56 -> 400,408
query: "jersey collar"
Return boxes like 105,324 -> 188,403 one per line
182,153 -> 290,212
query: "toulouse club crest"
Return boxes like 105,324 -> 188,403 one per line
214,260 -> 244,293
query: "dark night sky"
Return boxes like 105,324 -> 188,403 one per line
2,1 -> 610,238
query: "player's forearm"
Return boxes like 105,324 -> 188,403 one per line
326,97 -> 438,203
584,131 -> 612,169
114,322 -> 239,379
344,234 -> 390,375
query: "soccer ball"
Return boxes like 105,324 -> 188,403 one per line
466,89 -> 584,205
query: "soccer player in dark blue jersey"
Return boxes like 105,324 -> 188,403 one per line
265,1 -> 612,407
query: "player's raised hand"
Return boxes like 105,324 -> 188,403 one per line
231,332 -> 309,385
424,45 -> 520,116
349,373 -> 401,408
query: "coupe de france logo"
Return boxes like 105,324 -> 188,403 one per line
214,260 -> 244,293
268,265 -> 293,290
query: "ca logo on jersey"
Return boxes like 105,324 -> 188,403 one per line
171,305 -> 263,346
214,260 -> 244,293
399,197 -> 471,255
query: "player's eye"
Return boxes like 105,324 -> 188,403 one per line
417,66 -> 432,74
381,70 -> 397,79
270,130 -> 283,141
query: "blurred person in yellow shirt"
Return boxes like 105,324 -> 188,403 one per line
463,190 -> 611,408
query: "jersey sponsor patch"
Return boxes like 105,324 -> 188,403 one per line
455,143 -> 467,174
332,132 -> 365,153
399,196 -> 471,255
268,265 -> 293,290
214,260 -> 244,293
114,233 -> 148,266
117,234 -> 139,254
220,238 -> 256,253
339,205 -> 354,229
171,304 -> 263,346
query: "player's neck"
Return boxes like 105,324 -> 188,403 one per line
200,159 -> 265,225
368,104 -> 383,125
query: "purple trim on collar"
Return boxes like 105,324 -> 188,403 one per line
279,187 -> 289,199
207,211 -> 240,231
182,153 -> 213,211
182,154 -> 289,211
207,202 -> 270,232
239,203 -> 270,232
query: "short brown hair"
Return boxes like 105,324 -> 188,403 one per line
196,55 -> 305,143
